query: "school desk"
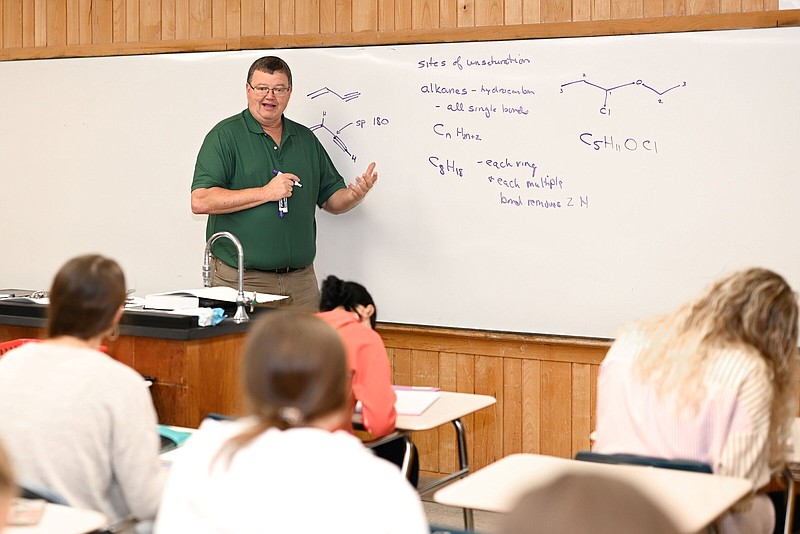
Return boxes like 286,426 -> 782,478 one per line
433,453 -> 753,534
354,390 -> 496,530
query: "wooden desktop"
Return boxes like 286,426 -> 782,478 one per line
434,453 -> 753,534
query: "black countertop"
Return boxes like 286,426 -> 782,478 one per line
0,298 -> 270,341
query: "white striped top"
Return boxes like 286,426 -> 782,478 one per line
593,324 -> 775,490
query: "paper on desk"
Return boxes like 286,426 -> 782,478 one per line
353,389 -> 440,416
1,297 -> 49,305
124,296 -> 146,308
153,287 -> 287,304
160,445 -> 189,469
394,389 -> 440,415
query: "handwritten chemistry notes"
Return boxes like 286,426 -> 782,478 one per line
309,29 -> 800,335
412,47 -> 689,214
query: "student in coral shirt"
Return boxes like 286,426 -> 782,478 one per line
318,275 -> 396,436
318,275 -> 419,486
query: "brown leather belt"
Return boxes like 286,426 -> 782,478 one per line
215,256 -> 305,275
257,266 -> 304,274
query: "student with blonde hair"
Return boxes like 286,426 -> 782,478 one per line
593,268 -> 798,533
154,312 -> 427,533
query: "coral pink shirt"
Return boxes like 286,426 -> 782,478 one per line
318,309 -> 397,436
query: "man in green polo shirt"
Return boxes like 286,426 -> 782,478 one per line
191,56 -> 378,310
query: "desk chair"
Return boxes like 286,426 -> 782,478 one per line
575,451 -> 717,532
0,338 -> 109,357
0,338 -> 40,357
575,451 -> 713,474
781,468 -> 797,534
430,525 -> 480,534
353,422 -> 419,486
19,483 -> 69,505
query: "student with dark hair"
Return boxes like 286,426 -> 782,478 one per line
318,275 -> 422,486
0,254 -> 165,527
154,312 -> 427,533
318,275 -> 394,435
593,268 -> 799,534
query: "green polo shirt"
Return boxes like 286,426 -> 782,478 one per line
192,110 -> 346,270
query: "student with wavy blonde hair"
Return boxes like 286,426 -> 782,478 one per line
154,312 -> 427,534
593,268 -> 798,534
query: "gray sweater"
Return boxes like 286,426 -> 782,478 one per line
0,342 -> 165,524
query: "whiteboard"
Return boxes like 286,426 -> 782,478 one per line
1,27 -> 798,338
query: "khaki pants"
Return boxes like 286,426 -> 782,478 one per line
211,257 -> 321,312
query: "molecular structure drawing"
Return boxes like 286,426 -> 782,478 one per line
560,76 -> 686,115
309,111 -> 357,162
306,86 -> 362,102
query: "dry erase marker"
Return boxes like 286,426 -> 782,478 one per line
273,170 -> 288,218
273,170 -> 302,188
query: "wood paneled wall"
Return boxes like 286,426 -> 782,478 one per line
1,1 -> 796,61
0,0 -> 778,52
378,324 -> 610,475
0,320 -> 610,475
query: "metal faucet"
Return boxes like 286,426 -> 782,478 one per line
202,231 -> 249,324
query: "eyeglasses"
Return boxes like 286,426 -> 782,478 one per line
248,83 -> 291,96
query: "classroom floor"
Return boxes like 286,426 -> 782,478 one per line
420,477 -> 503,534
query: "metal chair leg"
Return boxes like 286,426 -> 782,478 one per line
453,418 -> 474,531
400,435 -> 415,482
785,470 -> 796,534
